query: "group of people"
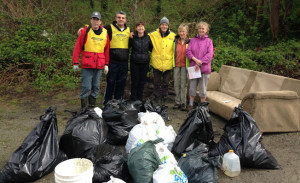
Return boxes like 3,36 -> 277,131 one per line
72,11 -> 214,112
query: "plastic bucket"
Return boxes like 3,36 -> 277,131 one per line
55,158 -> 94,183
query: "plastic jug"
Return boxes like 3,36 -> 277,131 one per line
222,150 -> 241,177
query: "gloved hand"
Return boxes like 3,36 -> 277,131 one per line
73,65 -> 79,72
104,65 -> 109,75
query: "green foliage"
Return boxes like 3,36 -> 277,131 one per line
0,15 -> 80,92
212,39 -> 300,79
0,0 -> 299,93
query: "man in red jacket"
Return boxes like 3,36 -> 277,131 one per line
72,12 -> 110,110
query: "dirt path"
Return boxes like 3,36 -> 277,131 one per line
0,88 -> 299,183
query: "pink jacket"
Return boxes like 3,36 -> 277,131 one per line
186,34 -> 213,74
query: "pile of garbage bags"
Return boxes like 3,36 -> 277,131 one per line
0,100 -> 280,183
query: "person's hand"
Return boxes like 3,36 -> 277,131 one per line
192,57 -> 202,66
104,65 -> 109,75
195,65 -> 200,72
129,32 -> 134,38
73,65 -> 79,72
77,28 -> 83,36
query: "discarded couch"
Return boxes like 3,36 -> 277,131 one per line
206,65 -> 300,132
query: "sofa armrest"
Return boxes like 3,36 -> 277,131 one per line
242,90 -> 299,100
241,90 -> 300,133
207,72 -> 220,91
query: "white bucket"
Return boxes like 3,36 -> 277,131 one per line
55,158 -> 94,183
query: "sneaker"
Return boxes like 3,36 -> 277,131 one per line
173,103 -> 181,109
180,103 -> 187,111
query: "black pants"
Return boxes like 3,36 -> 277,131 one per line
130,63 -> 148,101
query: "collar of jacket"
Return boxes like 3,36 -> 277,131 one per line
159,28 -> 170,37
112,21 -> 128,31
133,30 -> 148,38
195,34 -> 208,39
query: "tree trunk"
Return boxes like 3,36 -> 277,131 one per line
256,0 -> 263,21
268,0 -> 280,40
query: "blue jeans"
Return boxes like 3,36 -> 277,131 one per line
104,62 -> 128,103
80,68 -> 102,99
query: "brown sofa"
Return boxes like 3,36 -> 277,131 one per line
206,65 -> 300,133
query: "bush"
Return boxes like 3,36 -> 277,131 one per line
0,16 -> 80,92
212,40 -> 300,79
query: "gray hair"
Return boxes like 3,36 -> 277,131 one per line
178,23 -> 189,35
116,11 -> 126,18
196,21 -> 210,33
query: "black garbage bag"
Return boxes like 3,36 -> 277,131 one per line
84,143 -> 131,183
120,100 -> 143,111
103,100 -> 140,145
0,107 -> 67,183
178,142 -> 221,183
209,104 -> 280,169
172,102 -> 214,155
106,118 -> 137,145
59,108 -> 108,158
127,138 -> 163,183
102,102 -> 124,122
143,99 -> 169,121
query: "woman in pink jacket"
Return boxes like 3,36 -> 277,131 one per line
186,21 -> 214,111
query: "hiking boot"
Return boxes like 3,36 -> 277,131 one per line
88,95 -> 96,108
153,96 -> 159,105
81,98 -> 88,110
180,103 -> 187,111
173,103 -> 181,109
187,105 -> 193,112
161,97 -> 166,106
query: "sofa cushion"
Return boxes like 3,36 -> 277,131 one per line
207,72 -> 220,91
219,65 -> 252,100
206,91 -> 241,120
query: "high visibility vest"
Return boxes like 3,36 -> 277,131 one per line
84,27 -> 107,53
110,24 -> 130,49
149,28 -> 176,72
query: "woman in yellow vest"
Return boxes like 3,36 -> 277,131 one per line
72,12 -> 110,110
149,17 -> 176,105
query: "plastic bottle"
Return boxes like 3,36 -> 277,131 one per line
222,150 -> 241,177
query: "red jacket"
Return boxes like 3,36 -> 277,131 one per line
72,25 -> 110,69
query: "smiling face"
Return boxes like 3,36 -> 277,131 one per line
178,29 -> 187,40
136,24 -> 145,34
90,17 -> 101,30
115,13 -> 126,28
197,25 -> 208,36
160,23 -> 169,34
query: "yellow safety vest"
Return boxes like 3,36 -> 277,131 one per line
84,27 -> 107,53
110,24 -> 130,49
149,29 -> 176,72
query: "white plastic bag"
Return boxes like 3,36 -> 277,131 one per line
125,121 -> 157,153
138,112 -> 165,127
155,143 -> 177,165
153,163 -> 188,183
106,176 -> 126,183
156,125 -> 177,151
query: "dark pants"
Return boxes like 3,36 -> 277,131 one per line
153,68 -> 171,98
130,63 -> 148,101
104,62 -> 128,103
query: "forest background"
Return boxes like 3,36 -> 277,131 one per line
0,0 -> 299,93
